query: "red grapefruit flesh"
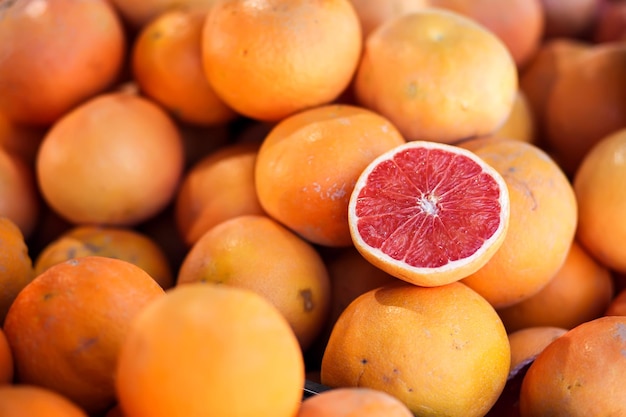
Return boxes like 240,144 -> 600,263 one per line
348,141 -> 510,287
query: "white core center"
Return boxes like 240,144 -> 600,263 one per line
418,193 -> 439,216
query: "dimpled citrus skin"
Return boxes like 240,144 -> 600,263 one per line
202,0 -> 362,121
354,8 -> 518,143
321,282 -> 510,417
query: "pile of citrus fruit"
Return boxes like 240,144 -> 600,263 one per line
1,0 -> 626,416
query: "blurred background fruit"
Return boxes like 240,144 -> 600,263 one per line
0,0 -> 126,126
36,91 -> 185,227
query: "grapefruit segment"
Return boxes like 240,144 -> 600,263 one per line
348,141 -> 510,287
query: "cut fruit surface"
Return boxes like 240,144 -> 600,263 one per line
348,141 -> 510,287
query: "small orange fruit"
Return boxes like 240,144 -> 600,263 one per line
3,256 -> 165,415
573,127 -> 626,273
0,385 -> 88,417
508,326 -> 569,376
321,281 -> 510,417
486,326 -> 568,417
116,283 -> 304,417
36,91 -> 185,227
0,217 -> 35,325
298,387 -> 414,417
255,104 -> 406,247
354,7 -> 518,143
496,240 -> 614,332
175,142 -> 265,247
202,0 -> 362,121
0,0 -> 126,126
519,316 -> 626,416
177,214 -> 331,351
33,225 -> 174,289
348,140 -> 510,287
459,137 -> 578,308
132,8 -> 236,126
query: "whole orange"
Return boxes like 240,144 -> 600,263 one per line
255,104 -> 405,247
3,256 -> 165,415
36,91 -> 185,226
354,8 -> 518,143
116,283 -> 304,417
0,0 -> 126,126
132,8 -> 236,126
321,282 -> 510,417
201,0 -> 362,121
177,214 -> 331,351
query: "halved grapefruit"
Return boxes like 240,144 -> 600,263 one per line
348,141 -> 510,287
